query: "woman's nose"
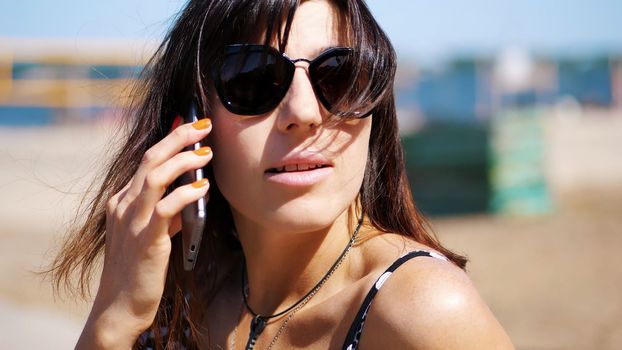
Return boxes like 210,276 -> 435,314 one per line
275,66 -> 323,133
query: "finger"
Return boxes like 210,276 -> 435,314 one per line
126,118 -> 212,200
148,178 -> 210,239
135,147 -> 212,219
106,181 -> 129,212
113,176 -> 137,219
104,181 -> 132,255
106,179 -> 133,222
168,213 -> 182,237
167,192 -> 210,237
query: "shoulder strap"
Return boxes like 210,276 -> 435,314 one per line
341,250 -> 447,350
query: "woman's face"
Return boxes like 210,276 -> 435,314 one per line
209,0 -> 371,233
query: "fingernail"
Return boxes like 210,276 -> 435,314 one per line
192,118 -> 211,130
170,115 -> 183,132
193,146 -> 212,156
192,178 -> 209,188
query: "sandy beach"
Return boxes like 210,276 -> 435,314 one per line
1,110 -> 621,349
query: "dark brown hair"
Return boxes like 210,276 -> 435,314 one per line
50,0 -> 466,348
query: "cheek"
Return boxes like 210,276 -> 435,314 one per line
334,119 -> 372,171
208,116 -> 266,206
335,125 -> 371,196
209,120 -> 235,178
210,123 -> 251,181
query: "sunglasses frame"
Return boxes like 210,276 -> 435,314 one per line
212,44 -> 355,116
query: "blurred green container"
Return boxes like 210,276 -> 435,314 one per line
489,108 -> 553,215
401,122 -> 491,216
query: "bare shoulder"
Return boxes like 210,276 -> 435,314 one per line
358,244 -> 514,349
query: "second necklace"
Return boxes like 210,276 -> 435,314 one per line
240,218 -> 363,350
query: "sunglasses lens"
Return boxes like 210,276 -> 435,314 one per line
310,50 -> 356,114
218,48 -> 292,115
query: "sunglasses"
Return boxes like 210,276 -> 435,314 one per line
212,44 -> 369,117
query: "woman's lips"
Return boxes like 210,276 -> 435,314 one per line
264,165 -> 333,186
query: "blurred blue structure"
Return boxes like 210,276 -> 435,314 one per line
557,57 -> 613,106
398,60 -> 484,122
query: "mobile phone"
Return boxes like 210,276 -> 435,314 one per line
178,100 -> 207,271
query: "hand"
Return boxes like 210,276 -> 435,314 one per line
77,118 -> 212,349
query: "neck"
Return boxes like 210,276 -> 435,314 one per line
233,209 -> 358,316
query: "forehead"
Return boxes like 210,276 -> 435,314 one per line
282,1 -> 346,57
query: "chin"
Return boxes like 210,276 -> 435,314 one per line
238,194 -> 353,235
271,210 -> 341,234
275,199 -> 349,232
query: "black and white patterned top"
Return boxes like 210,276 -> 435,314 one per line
341,250 -> 448,350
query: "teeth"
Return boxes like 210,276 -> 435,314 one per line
270,164 -> 325,173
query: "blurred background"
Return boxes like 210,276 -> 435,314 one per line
1,1 -> 621,349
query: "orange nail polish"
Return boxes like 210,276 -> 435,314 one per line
191,178 -> 209,188
192,118 -> 211,130
193,146 -> 212,156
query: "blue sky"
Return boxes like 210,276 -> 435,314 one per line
2,0 -> 621,60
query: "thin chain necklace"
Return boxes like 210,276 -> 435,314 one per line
233,218 -> 363,350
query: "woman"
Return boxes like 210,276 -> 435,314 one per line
51,0 -> 514,348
